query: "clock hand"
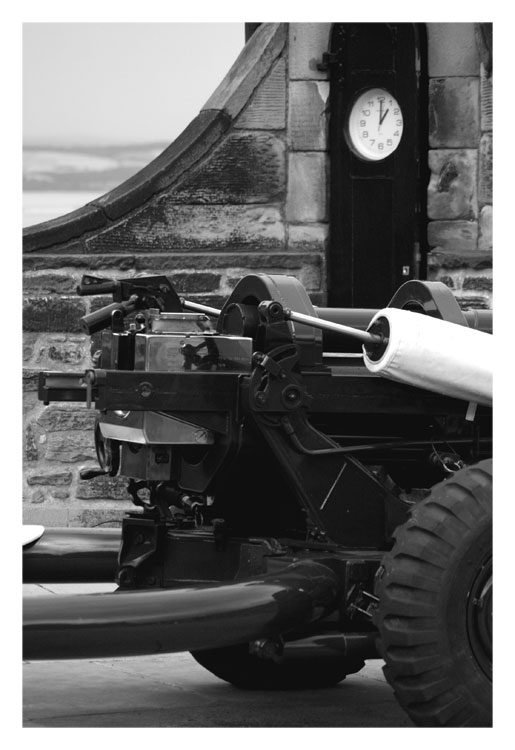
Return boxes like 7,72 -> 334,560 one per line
379,107 -> 390,126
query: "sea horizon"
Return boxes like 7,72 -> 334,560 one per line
23,141 -> 169,227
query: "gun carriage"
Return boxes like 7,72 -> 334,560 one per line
23,272 -> 492,727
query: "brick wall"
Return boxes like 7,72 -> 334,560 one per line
22,22 -> 493,526
426,23 -> 493,308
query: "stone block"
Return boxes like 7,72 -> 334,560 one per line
44,431 -> 96,462
286,153 -> 328,223
34,334 -> 91,369
478,206 -> 492,254
23,391 -> 40,420
168,272 -> 221,294
26,471 -> 73,486
23,369 -> 39,392
427,150 -> 477,220
23,272 -> 77,296
289,23 -> 331,80
435,275 -> 455,289
297,263 -> 322,292
26,488 -> 46,504
476,24 -> 492,77
23,333 -> 39,364
478,134 -> 492,205
23,253 -> 138,273
169,132 -> 285,204
427,24 -> 480,77
23,297 -> 87,333
289,80 -> 329,151
456,294 -> 491,310
25,424 -> 39,461
288,224 -> 328,255
427,251 -> 491,271
429,78 -> 480,148
236,59 -> 286,130
481,68 -> 492,132
463,275 -> 492,292
37,406 -> 97,433
75,475 -> 132,501
85,203 -> 286,253
427,220 -> 478,254
50,489 -> 71,500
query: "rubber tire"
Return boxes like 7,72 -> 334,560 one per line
191,643 -> 365,690
374,459 -> 492,727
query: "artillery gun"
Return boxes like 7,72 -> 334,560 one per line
23,272 -> 492,727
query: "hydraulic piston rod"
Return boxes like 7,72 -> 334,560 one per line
284,308 -> 383,347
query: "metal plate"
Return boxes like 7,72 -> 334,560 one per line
134,333 -> 253,372
99,411 -> 214,445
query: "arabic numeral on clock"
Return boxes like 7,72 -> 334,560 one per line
362,131 -> 368,138
393,108 -> 399,115
362,109 -> 370,116
378,143 -> 384,150
360,119 -> 366,127
387,139 -> 393,146
396,119 -> 403,126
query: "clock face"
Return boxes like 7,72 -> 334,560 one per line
346,88 -> 403,161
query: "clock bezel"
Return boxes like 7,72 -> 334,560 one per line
345,87 -> 404,162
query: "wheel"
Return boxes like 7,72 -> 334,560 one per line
374,459 -> 492,727
191,641 -> 365,690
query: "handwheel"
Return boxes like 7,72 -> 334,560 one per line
374,459 -> 492,727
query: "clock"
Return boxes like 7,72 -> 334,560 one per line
346,88 -> 403,161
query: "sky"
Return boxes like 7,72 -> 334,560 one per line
23,22 -> 245,145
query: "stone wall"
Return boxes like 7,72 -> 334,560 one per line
22,22 -> 493,526
426,23 -> 493,308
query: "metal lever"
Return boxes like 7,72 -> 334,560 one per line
181,298 -> 221,317
80,295 -> 139,335
80,370 -> 96,409
79,468 -> 108,480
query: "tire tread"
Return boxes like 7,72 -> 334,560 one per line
375,459 -> 492,727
